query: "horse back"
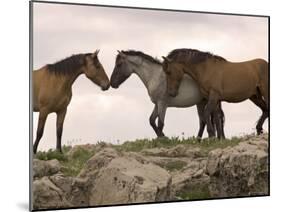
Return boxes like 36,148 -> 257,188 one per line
226,58 -> 268,79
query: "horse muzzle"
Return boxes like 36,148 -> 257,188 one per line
110,80 -> 119,89
101,82 -> 110,91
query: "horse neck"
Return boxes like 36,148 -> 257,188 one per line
55,67 -> 83,90
182,62 -> 203,82
183,60 -> 220,86
133,60 -> 164,92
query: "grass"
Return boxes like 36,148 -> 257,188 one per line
35,136 -> 245,176
35,145 -> 95,177
35,146 -> 70,161
177,184 -> 211,200
161,160 -> 187,172
113,136 -> 243,156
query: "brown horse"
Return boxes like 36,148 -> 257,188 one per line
162,48 -> 268,137
33,50 -> 110,154
110,50 -> 225,139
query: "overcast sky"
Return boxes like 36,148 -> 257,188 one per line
33,2 -> 268,151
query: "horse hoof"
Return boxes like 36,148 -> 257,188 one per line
257,129 -> 263,135
56,149 -> 63,153
196,137 -> 202,142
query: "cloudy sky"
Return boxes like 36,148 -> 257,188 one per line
32,2 -> 268,151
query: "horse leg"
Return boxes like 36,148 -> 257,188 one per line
157,103 -> 167,137
257,110 -> 268,135
149,105 -> 160,137
213,102 -> 225,139
196,101 -> 206,140
210,112 -> 217,137
250,96 -> 268,135
218,103 -> 226,139
212,111 -> 220,139
56,108 -> 67,153
33,109 -> 49,154
204,91 -> 219,138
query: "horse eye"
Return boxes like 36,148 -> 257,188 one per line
93,59 -> 100,68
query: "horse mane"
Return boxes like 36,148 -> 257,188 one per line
120,50 -> 162,65
167,48 -> 226,64
47,53 -> 91,75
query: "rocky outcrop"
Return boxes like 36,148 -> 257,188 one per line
32,148 -> 172,210
33,159 -> 61,178
206,135 -> 269,197
90,156 -> 171,204
171,159 -> 210,200
33,176 -> 72,209
78,148 -> 172,205
141,145 -> 203,158
32,134 -> 269,210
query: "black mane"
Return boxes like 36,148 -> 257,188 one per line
47,53 -> 91,75
167,48 -> 226,64
119,50 -> 162,65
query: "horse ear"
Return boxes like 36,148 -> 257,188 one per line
93,49 -> 100,57
117,50 -> 126,58
162,56 -> 171,62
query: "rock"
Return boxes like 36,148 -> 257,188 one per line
49,174 -> 90,207
32,134 -> 269,209
32,177 -> 72,210
171,159 -> 210,200
33,159 -> 61,179
141,147 -> 168,157
80,148 -> 172,205
78,148 -> 120,178
33,174 -> 90,209
205,149 -> 223,176
141,145 -> 203,158
166,145 -> 202,158
206,138 -> 268,197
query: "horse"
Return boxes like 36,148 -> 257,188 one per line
33,50 -> 110,154
162,48 -> 268,137
110,50 -> 225,139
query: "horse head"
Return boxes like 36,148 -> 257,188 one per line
162,56 -> 185,97
110,50 -> 133,88
83,50 -> 110,91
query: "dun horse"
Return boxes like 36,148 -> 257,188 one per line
162,48 -> 268,137
33,50 -> 110,154
110,50 -> 225,138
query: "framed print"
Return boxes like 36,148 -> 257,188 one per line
30,0 -> 269,211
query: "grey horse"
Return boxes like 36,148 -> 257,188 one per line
110,50 -> 225,139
